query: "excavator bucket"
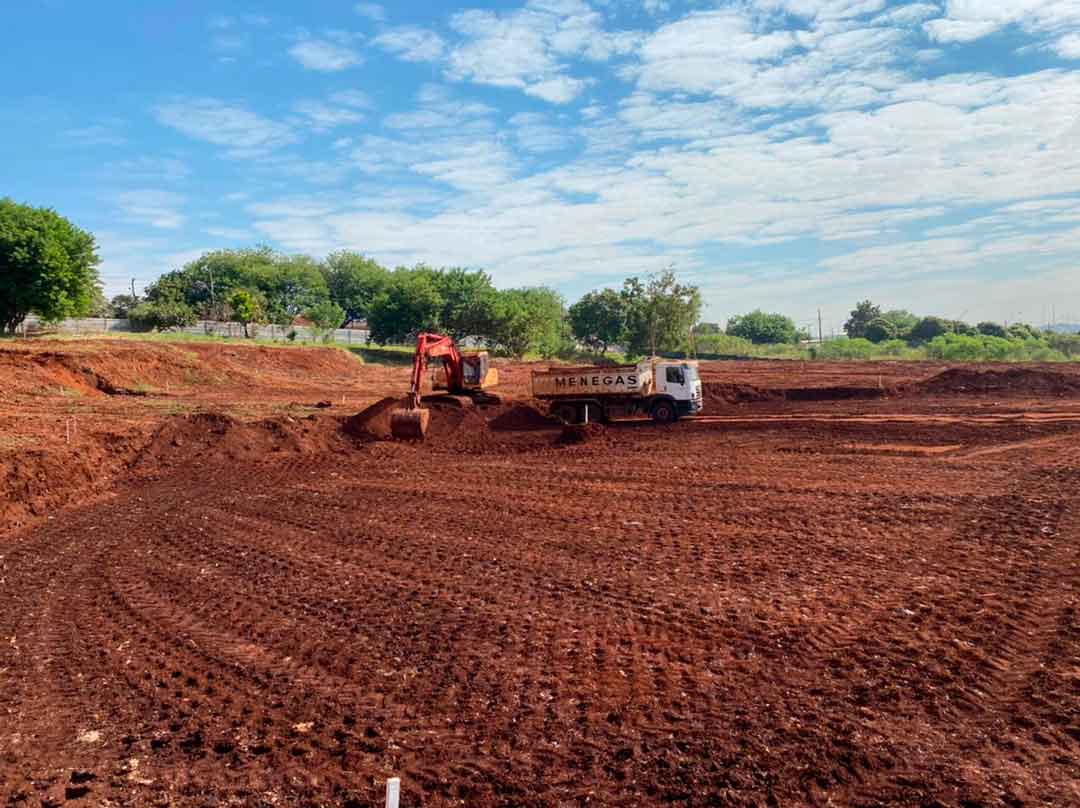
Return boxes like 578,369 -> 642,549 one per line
390,406 -> 430,440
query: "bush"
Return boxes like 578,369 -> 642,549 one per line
812,337 -> 875,360
128,300 -> 197,331
925,333 -> 1068,362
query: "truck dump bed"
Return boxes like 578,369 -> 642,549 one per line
531,362 -> 654,399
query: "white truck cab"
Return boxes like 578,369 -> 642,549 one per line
655,360 -> 703,417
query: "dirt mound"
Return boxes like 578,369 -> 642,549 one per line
345,397 -> 495,449
916,367 -> 1080,396
557,422 -> 606,444
703,382 -> 780,408
489,403 -> 561,431
0,340 -> 363,400
133,412 -> 344,471
344,397 -> 403,441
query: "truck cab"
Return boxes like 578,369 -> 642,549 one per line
654,360 -> 703,416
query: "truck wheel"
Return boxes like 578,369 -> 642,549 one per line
552,403 -> 578,424
651,400 -> 676,423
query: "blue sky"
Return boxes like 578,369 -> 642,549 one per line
4,0 -> 1080,332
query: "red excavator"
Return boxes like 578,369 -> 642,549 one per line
390,332 -> 500,440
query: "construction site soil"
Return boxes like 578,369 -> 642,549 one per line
2,339 -> 1079,807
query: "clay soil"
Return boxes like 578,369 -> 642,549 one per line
2,339 -> 1080,807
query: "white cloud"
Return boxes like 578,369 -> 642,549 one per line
444,0 -> 638,103
293,100 -> 365,131
114,190 -> 187,230
289,38 -> 362,71
329,90 -> 373,109
527,75 -> 589,103
355,3 -> 386,22
155,98 -> 297,156
1055,32 -> 1080,59
204,226 -> 253,240
753,0 -> 888,21
877,3 -> 941,25
374,26 -> 446,62
511,112 -> 574,152
103,156 -> 189,183
925,1 -> 1080,44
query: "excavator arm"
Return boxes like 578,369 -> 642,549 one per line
403,332 -> 463,410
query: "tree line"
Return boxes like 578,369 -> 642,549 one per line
707,300 -> 1080,360
3,199 -> 1076,360
104,246 -> 701,359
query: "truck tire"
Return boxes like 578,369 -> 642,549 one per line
552,403 -> 578,424
650,399 -> 677,424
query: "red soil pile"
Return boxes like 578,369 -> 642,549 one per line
133,412 -> 346,471
344,397 -> 495,450
488,403 -> 561,431
343,397 -> 403,441
916,367 -> 1080,396
557,422 -> 606,444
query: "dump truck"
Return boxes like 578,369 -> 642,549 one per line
532,359 -> 702,424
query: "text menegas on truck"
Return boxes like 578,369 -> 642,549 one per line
532,359 -> 703,424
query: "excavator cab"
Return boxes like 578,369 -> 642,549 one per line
460,351 -> 499,391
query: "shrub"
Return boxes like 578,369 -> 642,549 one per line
128,300 -> 197,331
812,337 -> 875,360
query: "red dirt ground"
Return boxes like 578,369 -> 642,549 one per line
2,339 -> 1079,806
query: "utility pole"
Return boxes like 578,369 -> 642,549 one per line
818,308 -> 823,344
130,278 -> 137,301
209,267 -> 216,308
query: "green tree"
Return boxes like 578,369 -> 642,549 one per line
305,299 -> 346,342
909,315 -> 950,343
229,288 -> 266,338
321,251 -> 388,323
882,309 -> 918,339
726,310 -> 798,344
864,317 -> 897,344
485,287 -> 568,359
693,322 -> 722,335
977,321 -> 1008,338
622,270 -> 701,356
262,255 -> 329,325
431,267 -> 499,342
368,269 -> 443,345
568,288 -> 626,355
0,198 -> 101,333
844,300 -> 882,339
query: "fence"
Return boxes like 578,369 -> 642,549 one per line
19,316 -> 373,345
